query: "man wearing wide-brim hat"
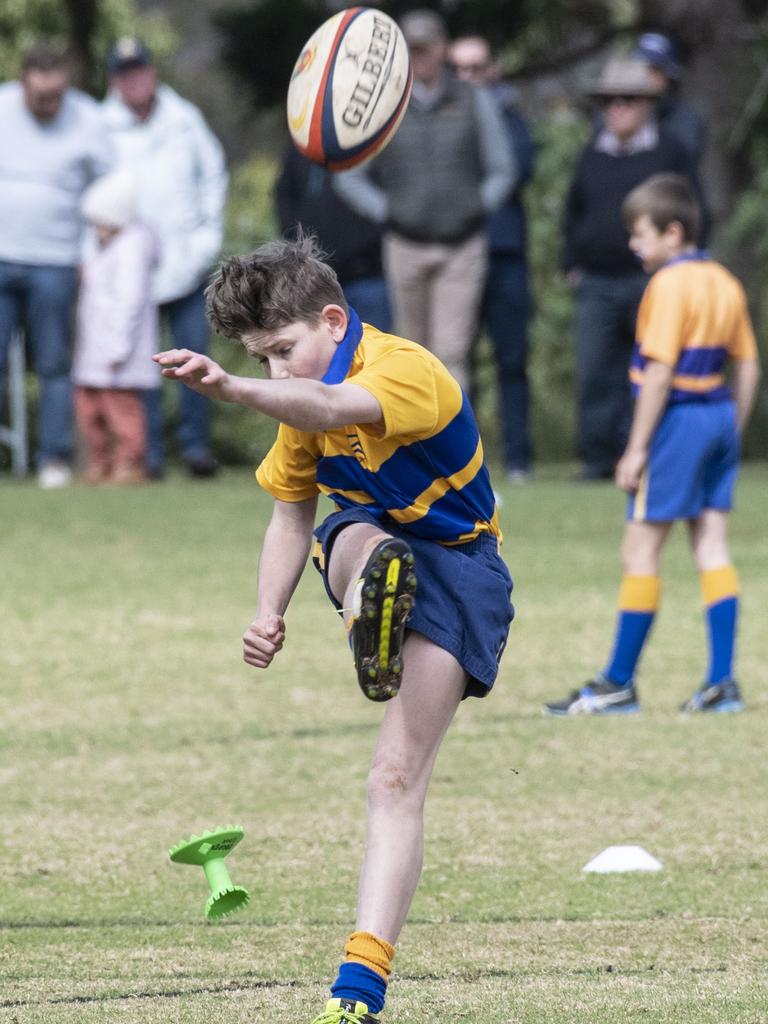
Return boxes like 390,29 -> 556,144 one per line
562,53 -> 704,482
587,54 -> 661,101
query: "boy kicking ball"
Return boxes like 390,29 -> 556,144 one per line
154,237 -> 514,1024
546,174 -> 761,716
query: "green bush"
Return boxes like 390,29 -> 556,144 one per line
720,145 -> 768,459
525,110 -> 590,461
224,153 -> 281,255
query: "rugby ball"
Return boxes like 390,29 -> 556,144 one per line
287,7 -> 412,171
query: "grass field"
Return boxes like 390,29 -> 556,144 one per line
2,464 -> 767,1023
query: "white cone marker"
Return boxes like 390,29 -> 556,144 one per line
582,844 -> 663,873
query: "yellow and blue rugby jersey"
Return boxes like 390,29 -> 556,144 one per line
256,310 -> 501,545
630,253 -> 758,403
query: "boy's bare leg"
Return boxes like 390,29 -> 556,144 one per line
687,509 -> 731,569
355,635 -> 465,942
682,509 -> 743,710
326,522 -> 394,610
620,519 -> 673,575
546,518 -> 674,715
326,523 -> 467,942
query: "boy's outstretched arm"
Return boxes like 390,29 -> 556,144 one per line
153,349 -> 382,431
615,359 -> 674,492
243,496 -> 318,669
732,356 -> 761,433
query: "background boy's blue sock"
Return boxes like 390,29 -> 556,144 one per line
603,575 -> 661,685
331,961 -> 387,1014
701,567 -> 739,684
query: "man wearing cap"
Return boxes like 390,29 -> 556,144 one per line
102,38 -> 228,478
335,8 -> 513,392
633,32 -> 706,168
0,44 -> 114,488
563,54 -> 703,481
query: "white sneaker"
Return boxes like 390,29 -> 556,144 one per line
37,462 -> 72,489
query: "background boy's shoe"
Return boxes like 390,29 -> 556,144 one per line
679,679 -> 745,713
545,675 -> 640,715
311,997 -> 381,1023
352,538 -> 417,702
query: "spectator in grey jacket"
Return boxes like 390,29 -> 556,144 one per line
0,45 -> 113,487
335,9 -> 513,391
102,38 -> 228,478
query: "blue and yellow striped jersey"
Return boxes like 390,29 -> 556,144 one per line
630,253 -> 758,403
256,311 -> 500,545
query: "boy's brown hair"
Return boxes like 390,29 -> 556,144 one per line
622,173 -> 701,242
206,235 -> 348,339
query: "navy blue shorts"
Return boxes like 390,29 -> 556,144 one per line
627,401 -> 740,522
313,507 -> 514,698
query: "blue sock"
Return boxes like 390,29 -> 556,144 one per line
331,962 -> 387,1014
602,575 -> 661,685
604,611 -> 656,684
700,567 -> 740,684
705,596 -> 738,684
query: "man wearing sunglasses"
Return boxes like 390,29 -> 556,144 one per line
562,55 -> 703,482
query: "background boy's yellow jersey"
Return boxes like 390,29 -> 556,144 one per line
256,311 -> 501,545
630,254 -> 758,403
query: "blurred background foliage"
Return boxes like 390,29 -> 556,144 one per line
0,0 -> 176,90
3,0 -> 768,466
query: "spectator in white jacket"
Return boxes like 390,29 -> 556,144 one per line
74,170 -> 159,484
101,38 -> 228,478
0,44 -> 113,488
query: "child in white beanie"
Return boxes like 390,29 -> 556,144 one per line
73,170 -> 159,483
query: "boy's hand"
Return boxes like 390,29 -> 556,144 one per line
153,348 -> 233,401
615,448 -> 647,492
242,613 -> 286,669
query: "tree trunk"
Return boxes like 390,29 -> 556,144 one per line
64,0 -> 99,93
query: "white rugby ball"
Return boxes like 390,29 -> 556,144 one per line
287,6 -> 412,170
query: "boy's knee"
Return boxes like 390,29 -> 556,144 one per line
367,757 -> 422,811
326,523 -> 391,603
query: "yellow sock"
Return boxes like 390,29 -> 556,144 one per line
617,574 -> 661,612
344,930 -> 396,981
700,565 -> 739,606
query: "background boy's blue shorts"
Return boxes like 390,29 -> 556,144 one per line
628,400 -> 740,523
313,506 -> 514,699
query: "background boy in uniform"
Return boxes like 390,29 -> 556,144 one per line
154,237 -> 514,1024
547,174 -> 760,716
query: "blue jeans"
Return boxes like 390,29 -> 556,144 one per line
0,259 -> 78,466
481,254 -> 531,471
144,284 -> 213,472
343,277 -> 392,335
573,271 -> 648,475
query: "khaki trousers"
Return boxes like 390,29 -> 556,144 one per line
383,231 -> 488,391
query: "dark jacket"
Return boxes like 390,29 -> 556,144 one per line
274,147 -> 384,283
562,130 -> 704,275
657,93 -> 707,168
487,83 -> 534,257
